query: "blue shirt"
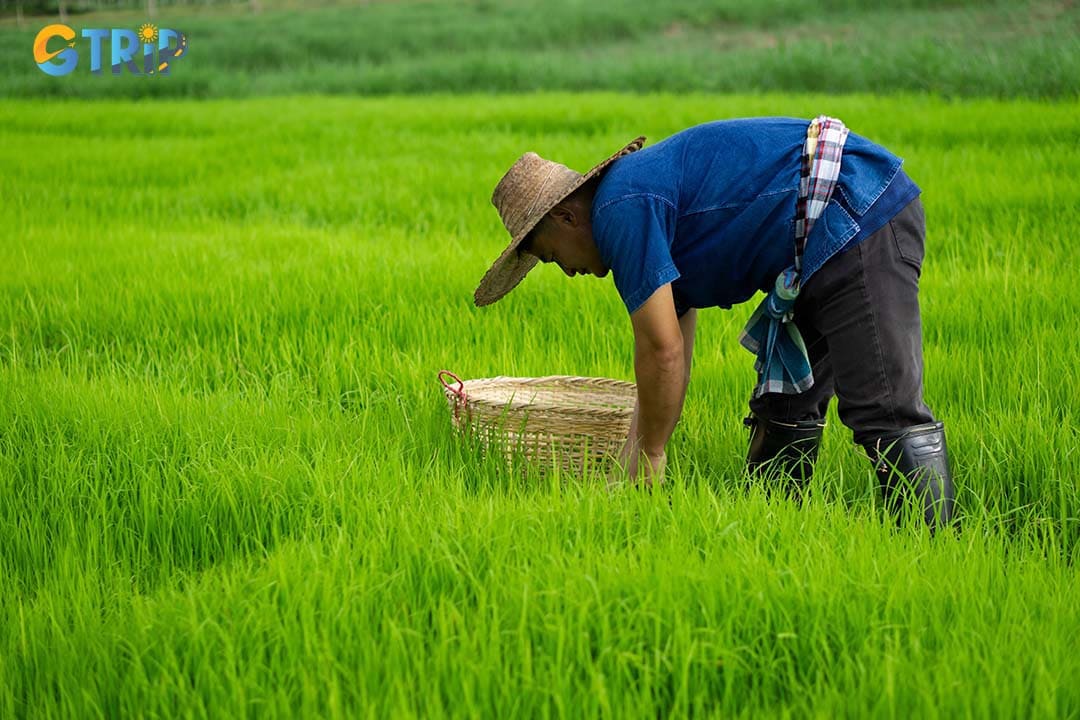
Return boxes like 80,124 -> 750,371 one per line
590,118 -> 920,316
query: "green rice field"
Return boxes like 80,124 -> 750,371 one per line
2,92 -> 1078,716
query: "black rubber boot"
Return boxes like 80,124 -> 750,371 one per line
865,421 -> 956,532
744,414 -> 825,496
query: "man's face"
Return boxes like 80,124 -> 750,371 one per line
522,206 -> 609,279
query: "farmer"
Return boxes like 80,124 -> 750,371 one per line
474,117 -> 955,531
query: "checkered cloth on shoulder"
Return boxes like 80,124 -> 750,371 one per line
739,116 -> 849,398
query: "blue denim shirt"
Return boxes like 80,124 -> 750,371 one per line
591,117 -> 920,316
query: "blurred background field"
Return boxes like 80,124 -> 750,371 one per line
2,0 -> 1080,717
2,0 -> 1079,98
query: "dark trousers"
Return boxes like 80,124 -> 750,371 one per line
749,197 -> 936,446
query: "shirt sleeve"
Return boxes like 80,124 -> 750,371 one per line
591,194 -> 681,315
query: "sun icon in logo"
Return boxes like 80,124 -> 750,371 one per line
138,23 -> 159,44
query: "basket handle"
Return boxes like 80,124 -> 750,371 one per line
438,370 -> 468,419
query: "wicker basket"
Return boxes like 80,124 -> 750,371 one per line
438,370 -> 636,477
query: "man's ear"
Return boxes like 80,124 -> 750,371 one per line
550,204 -> 577,227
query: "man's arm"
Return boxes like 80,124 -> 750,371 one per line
616,304 -> 695,484
629,283 -> 686,463
626,305 -> 696,431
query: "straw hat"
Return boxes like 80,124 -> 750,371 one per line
474,135 -> 647,307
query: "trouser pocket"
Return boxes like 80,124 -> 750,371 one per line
890,196 -> 926,271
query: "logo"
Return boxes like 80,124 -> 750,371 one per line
34,23 -> 188,77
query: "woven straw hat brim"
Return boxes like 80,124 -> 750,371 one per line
474,135 -> 646,307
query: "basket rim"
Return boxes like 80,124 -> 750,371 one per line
463,374 -> 635,386
441,374 -> 636,418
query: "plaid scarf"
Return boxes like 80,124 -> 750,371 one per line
739,116 -> 849,398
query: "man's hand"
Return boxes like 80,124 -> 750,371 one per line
609,438 -> 666,489
609,406 -> 667,488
